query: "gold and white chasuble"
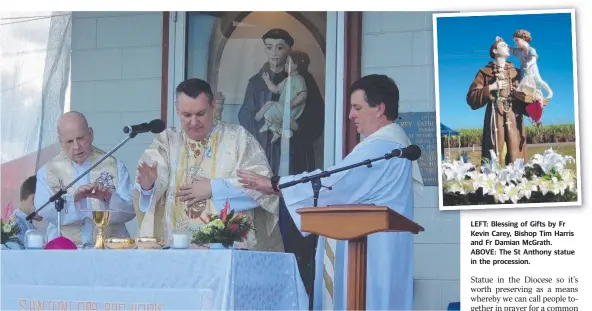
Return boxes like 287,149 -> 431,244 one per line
133,121 -> 284,251
44,147 -> 120,244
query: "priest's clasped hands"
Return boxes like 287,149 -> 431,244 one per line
136,161 -> 212,205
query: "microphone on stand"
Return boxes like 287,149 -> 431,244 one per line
387,144 -> 422,161
279,144 -> 423,194
123,119 -> 166,135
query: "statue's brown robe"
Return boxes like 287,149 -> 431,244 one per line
466,61 -> 530,165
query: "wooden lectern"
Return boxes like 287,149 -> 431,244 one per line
296,205 -> 425,311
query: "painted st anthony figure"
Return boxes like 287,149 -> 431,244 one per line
237,28 -> 325,298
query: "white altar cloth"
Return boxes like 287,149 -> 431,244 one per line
1,249 -> 308,310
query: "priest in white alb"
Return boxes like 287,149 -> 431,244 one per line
237,74 -> 424,310
34,112 -> 136,246
133,78 -> 283,252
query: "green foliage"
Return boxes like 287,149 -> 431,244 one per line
442,124 -> 576,148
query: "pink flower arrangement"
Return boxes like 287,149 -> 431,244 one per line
191,200 -> 254,248
1,203 -> 23,247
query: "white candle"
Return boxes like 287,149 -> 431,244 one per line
27,234 -> 44,249
172,232 -> 190,249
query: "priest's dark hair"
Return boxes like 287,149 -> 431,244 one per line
175,78 -> 214,103
348,74 -> 400,121
20,175 -> 36,202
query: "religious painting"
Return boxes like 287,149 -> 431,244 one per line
433,9 -> 581,210
185,11 -> 327,301
186,12 -> 326,177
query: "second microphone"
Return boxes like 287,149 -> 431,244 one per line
123,119 -> 166,134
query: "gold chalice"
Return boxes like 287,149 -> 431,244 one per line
92,210 -> 111,249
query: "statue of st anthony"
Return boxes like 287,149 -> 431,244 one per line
466,37 -> 530,165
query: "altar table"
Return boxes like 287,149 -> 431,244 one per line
1,249 -> 308,310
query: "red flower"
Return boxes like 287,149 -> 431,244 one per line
2,202 -> 14,221
241,230 -> 249,238
220,200 -> 230,222
230,224 -> 238,232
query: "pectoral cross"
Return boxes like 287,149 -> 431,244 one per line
505,120 -> 512,126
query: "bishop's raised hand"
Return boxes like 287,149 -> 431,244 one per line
137,162 -> 158,191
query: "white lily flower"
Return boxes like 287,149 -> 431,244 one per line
473,172 -> 497,194
538,180 -> 551,196
492,181 -> 510,203
504,184 -> 523,204
527,148 -> 572,175
561,170 -> 576,190
443,180 -> 467,195
441,160 -> 475,182
442,148 -> 577,204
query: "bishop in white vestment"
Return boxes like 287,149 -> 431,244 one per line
133,78 -> 283,251
237,74 -> 424,310
34,112 -> 136,246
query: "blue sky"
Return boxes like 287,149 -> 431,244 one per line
435,12 -> 576,130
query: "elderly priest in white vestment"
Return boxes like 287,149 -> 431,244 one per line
34,111 -> 136,246
237,74 -> 424,310
133,78 -> 283,252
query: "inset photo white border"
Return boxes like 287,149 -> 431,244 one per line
433,9 -> 582,211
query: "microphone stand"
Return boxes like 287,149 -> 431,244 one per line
278,148 -> 412,198
278,148 -> 417,310
26,132 -> 138,248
